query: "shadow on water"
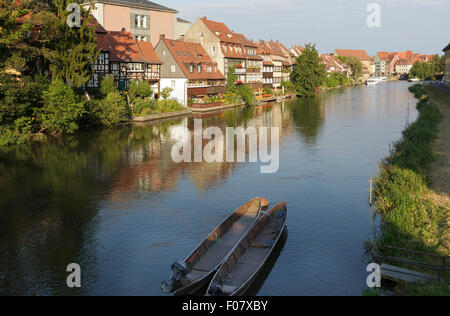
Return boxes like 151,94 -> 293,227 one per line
243,227 -> 289,296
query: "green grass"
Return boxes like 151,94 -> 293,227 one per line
371,84 -> 450,296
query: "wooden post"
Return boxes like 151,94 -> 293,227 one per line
369,180 -> 373,206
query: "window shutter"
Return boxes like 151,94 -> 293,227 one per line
130,13 -> 135,30
146,15 -> 150,30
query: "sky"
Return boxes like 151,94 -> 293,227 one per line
161,0 -> 450,55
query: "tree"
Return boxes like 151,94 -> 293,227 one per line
291,43 -> 326,97
338,56 -> 362,80
237,84 -> 254,106
409,61 -> 435,80
39,80 -> 85,134
160,87 -> 173,101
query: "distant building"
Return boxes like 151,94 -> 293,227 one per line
84,0 -> 178,47
176,18 -> 191,40
320,54 -> 351,77
333,49 -> 373,80
444,43 -> 450,87
154,35 -> 225,106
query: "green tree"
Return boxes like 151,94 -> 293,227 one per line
338,56 -> 362,81
39,80 -> 85,134
237,84 -> 254,106
160,87 -> 173,101
291,44 -> 326,97
96,92 -> 127,126
99,75 -> 118,97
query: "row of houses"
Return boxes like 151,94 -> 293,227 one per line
85,0 -> 442,106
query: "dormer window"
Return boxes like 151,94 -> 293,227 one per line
227,33 -> 232,38
197,65 -> 202,73
215,32 -> 220,36
189,64 -> 194,73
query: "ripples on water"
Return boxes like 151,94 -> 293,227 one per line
0,82 -> 417,295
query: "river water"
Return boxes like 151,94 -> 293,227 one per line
0,81 -> 417,296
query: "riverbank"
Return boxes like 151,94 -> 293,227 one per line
371,84 -> 450,296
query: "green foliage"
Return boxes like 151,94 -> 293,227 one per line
128,80 -> 154,102
160,87 -> 173,101
338,56 -> 362,80
95,92 -> 128,126
226,65 -> 238,94
133,98 -> 157,116
291,43 -> 326,97
323,72 -> 354,88
99,76 -> 118,97
262,87 -> 273,95
281,80 -> 295,93
409,61 -> 438,80
39,80 -> 85,134
237,84 -> 254,106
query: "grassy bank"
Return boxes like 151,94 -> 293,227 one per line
370,84 -> 450,296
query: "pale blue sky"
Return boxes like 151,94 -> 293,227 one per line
161,0 -> 449,55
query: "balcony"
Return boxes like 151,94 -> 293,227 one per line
246,67 -> 261,74
234,68 -> 246,75
187,85 -> 226,98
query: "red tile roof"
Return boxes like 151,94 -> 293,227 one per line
201,17 -> 242,44
335,49 -> 370,61
161,38 -> 225,80
106,31 -> 161,64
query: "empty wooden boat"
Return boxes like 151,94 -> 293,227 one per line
206,202 -> 287,296
161,197 -> 264,295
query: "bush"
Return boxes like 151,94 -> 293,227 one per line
133,98 -> 157,116
39,80 -> 85,134
237,84 -> 254,106
99,76 -> 118,97
128,81 -> 153,102
96,92 -> 128,126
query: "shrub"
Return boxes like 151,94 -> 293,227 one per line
128,81 -> 153,102
96,92 -> 128,126
99,76 -> 118,97
39,80 -> 85,134
237,84 -> 254,106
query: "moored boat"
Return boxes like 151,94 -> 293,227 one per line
206,202 -> 288,296
161,197 -> 264,295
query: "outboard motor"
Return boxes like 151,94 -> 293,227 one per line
208,278 -> 223,296
161,260 -> 188,293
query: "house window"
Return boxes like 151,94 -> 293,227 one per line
212,45 -> 215,53
207,66 -> 212,73
129,63 -> 142,72
134,15 -> 148,29
189,64 -> 194,73
171,65 -> 176,73
197,65 -> 202,73
171,80 -> 176,89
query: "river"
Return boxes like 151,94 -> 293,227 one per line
0,81 -> 417,295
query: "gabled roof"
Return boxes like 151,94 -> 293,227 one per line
200,17 -> 242,44
377,51 -> 389,60
160,38 -> 225,80
321,54 -> 348,72
266,40 -> 289,58
443,43 -> 450,52
106,30 -> 161,64
87,0 -> 178,13
335,49 -> 370,61
258,41 -> 273,55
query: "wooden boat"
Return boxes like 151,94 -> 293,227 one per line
205,202 -> 287,296
161,197 -> 264,295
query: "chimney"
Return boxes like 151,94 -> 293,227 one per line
160,34 -> 165,40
